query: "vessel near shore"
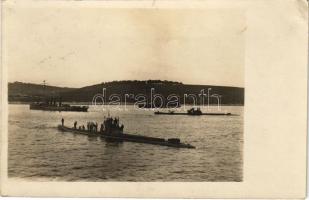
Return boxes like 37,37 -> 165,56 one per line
30,102 -> 89,112
58,117 -> 195,149
27,81 -> 89,112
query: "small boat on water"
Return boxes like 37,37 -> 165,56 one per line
154,108 -> 231,116
58,117 -> 195,149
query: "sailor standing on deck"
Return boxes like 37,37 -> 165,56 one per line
74,121 -> 77,129
61,118 -> 64,126
95,122 -> 98,132
100,123 -> 105,132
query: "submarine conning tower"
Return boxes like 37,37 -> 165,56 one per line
103,116 -> 124,135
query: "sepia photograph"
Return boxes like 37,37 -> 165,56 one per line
6,5 -> 244,182
1,0 -> 307,198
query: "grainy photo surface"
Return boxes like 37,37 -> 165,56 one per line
6,5 -> 244,182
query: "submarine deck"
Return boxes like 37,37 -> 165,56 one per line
58,125 -> 195,149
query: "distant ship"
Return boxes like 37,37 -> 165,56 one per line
30,99 -> 88,112
29,80 -> 88,112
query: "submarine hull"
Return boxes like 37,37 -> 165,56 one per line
58,125 -> 195,149
154,111 -> 231,116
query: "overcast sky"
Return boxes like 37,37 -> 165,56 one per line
5,4 -> 245,88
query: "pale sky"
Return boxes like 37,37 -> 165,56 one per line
5,4 -> 245,88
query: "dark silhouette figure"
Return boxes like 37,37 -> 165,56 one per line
95,122 -> 98,132
61,118 -> 64,126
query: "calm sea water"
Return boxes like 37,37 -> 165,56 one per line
8,104 -> 243,182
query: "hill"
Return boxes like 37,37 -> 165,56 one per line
8,82 -> 75,102
8,80 -> 244,105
